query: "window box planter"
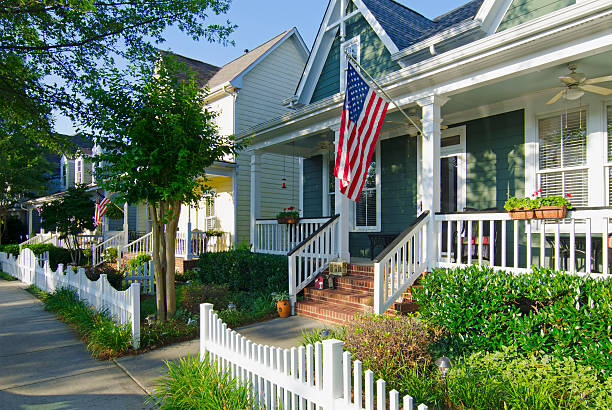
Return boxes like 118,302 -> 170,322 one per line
508,209 -> 535,220
276,216 -> 300,224
534,205 -> 568,219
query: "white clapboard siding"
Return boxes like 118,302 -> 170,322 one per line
0,249 -> 140,347
200,303 -> 428,410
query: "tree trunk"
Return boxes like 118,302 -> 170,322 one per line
164,200 -> 181,317
150,202 -> 167,321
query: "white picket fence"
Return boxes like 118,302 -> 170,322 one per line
123,259 -> 155,295
0,249 -> 140,348
200,303 -> 428,410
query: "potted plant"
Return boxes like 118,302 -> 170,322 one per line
532,190 -> 572,219
276,206 -> 300,224
272,291 -> 291,318
504,196 -> 535,220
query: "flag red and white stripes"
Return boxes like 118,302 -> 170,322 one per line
335,62 -> 388,202
94,196 -> 111,226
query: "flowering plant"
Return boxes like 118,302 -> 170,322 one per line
530,189 -> 573,209
276,206 -> 300,219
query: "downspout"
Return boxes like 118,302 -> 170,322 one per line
222,85 -> 240,249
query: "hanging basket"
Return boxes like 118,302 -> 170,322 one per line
508,209 -> 535,220
277,216 -> 300,224
534,206 -> 568,219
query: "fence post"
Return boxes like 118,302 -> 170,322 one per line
373,262 -> 384,315
322,339 -> 344,408
200,303 -> 213,360
130,282 -> 140,349
288,254 -> 297,315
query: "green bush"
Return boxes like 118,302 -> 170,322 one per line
0,244 -> 19,256
43,288 -> 132,359
23,244 -> 73,270
140,318 -> 198,350
413,266 -> 612,375
85,265 -> 124,291
180,284 -> 232,316
149,354 -> 256,409
123,253 -> 151,273
447,347 -> 612,409
194,250 -> 287,293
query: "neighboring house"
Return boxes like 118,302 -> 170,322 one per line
239,0 -> 612,323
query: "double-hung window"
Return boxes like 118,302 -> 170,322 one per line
537,110 -> 588,206
353,148 -> 380,231
204,190 -> 217,231
606,105 -> 612,205
76,160 -> 82,185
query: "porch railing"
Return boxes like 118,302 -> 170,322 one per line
93,232 -> 125,266
288,215 -> 340,313
373,212 -> 429,315
434,208 -> 611,277
19,233 -> 54,251
254,217 -> 331,255
123,232 -> 153,261
191,231 -> 232,255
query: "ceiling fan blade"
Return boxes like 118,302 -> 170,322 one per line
559,76 -> 576,85
581,84 -> 612,95
584,75 -> 612,85
546,90 -> 565,105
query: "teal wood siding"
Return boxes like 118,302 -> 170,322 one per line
456,110 -> 526,209
497,0 -> 575,32
303,155 -> 323,218
310,15 -> 401,103
350,134 -> 417,258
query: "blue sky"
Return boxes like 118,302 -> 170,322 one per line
54,0 -> 470,134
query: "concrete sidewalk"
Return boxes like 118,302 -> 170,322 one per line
0,279 -> 149,409
116,315 -> 327,394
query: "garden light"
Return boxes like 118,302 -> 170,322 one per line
435,356 -> 453,377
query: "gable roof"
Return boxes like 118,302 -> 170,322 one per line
208,29 -> 295,89
362,0 -> 484,50
160,50 -> 221,86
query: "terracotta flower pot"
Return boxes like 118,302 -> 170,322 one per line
508,209 -> 535,220
534,206 -> 568,219
277,300 -> 291,318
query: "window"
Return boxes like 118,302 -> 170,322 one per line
340,36 -> 360,91
76,160 -> 82,184
204,191 -> 217,230
353,149 -> 380,231
537,110 -> 588,207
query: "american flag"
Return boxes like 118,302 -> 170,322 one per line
335,62 -> 388,201
94,195 -> 111,226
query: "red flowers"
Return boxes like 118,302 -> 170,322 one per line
565,193 -> 572,198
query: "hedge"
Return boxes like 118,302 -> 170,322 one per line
0,244 -> 73,270
192,250 -> 287,294
413,266 -> 612,376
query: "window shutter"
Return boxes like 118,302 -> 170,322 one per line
608,105 -> 612,162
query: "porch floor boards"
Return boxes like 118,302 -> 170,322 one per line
295,263 -> 420,326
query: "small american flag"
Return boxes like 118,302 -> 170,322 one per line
335,62 -> 388,201
94,196 -> 111,226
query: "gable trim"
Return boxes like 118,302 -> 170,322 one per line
475,0 -> 515,34
352,0 -> 400,54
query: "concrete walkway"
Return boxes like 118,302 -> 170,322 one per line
0,279 -> 148,409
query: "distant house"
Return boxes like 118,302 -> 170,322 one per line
239,0 -> 612,323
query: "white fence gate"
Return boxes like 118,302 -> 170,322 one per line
123,260 -> 155,295
200,303 -> 428,410
0,249 -> 140,348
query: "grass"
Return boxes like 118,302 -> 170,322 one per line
25,284 -> 47,299
0,271 -> 17,281
148,354 -> 256,409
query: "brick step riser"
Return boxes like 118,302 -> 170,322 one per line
295,309 -> 354,326
295,305 -> 361,325
303,295 -> 372,312
303,289 -> 372,305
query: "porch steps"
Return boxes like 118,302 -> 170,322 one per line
295,263 -> 421,326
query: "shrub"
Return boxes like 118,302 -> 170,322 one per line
43,288 -> 132,359
123,253 -> 151,273
149,354 -> 255,409
447,347 -> 612,409
413,266 -> 612,376
343,314 -> 442,390
23,244 -> 72,270
0,244 -> 19,256
140,319 -> 198,350
85,265 -> 124,291
180,284 -> 232,316
195,250 -> 287,293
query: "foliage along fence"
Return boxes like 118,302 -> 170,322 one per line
0,249 -> 140,348
123,259 -> 154,295
199,303 -> 428,410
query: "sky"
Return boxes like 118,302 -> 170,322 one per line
53,0 -> 471,134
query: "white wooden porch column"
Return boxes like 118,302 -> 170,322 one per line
27,207 -> 33,238
417,95 -> 448,269
123,202 -> 129,246
249,152 -> 262,248
333,129 -> 351,261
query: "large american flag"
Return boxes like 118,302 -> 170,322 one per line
94,195 -> 111,226
335,62 -> 388,201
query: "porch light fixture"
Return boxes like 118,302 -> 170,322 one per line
435,356 -> 453,377
565,88 -> 585,101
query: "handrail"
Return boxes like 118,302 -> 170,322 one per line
255,216 -> 333,222
288,214 -> 340,256
373,211 -> 429,263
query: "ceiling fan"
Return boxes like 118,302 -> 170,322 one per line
547,64 -> 612,105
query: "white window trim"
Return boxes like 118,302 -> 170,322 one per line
441,126 -> 467,212
351,144 -> 381,232
340,35 -> 360,92
605,102 -> 612,206
535,107 -> 590,206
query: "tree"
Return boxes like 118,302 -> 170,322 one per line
39,185 -> 96,265
88,57 -> 240,321
1,0 -> 235,150
0,125 -> 51,244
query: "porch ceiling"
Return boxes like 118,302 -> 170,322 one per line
444,50 -> 612,115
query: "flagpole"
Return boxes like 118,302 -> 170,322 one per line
343,50 -> 423,135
